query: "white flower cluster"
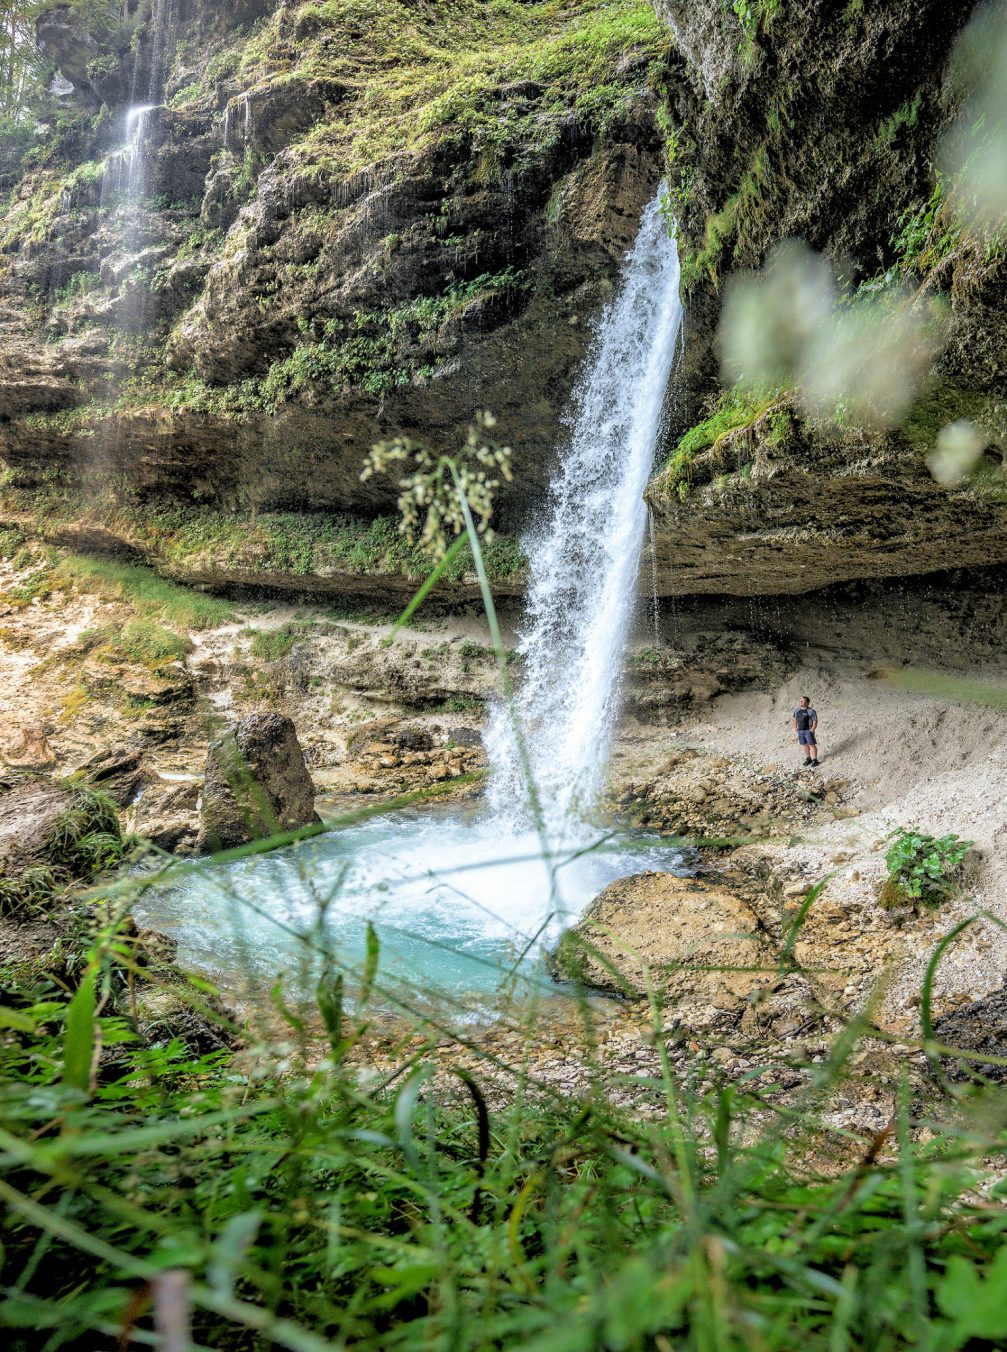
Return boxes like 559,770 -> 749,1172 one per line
361,411 -> 513,560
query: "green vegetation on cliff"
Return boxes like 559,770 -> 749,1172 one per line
661,384 -> 787,497
235,0 -> 668,180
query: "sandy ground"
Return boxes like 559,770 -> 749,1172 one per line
686,657 -> 1007,1022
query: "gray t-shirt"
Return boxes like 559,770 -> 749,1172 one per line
794,707 -> 817,731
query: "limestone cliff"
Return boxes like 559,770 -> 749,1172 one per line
646,0 -> 1007,596
1,0 -> 1005,605
0,0 -> 669,532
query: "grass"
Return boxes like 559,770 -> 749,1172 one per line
139,505 -> 526,582
231,0 -> 667,183
53,553 -> 234,629
2,856 -> 1007,1348
80,618 -> 192,667
248,624 -> 298,662
1,483 -> 527,587
0,782 -> 123,916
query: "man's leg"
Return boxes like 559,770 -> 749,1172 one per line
809,739 -> 819,763
800,738 -> 811,763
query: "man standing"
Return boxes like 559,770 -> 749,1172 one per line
793,695 -> 820,768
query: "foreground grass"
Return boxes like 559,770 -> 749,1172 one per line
2,892 -> 1007,1351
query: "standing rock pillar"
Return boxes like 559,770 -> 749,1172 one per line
199,713 -> 319,851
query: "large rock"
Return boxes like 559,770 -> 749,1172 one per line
35,5 -> 102,95
200,713 -> 319,850
553,871 -> 775,1029
659,0 -> 974,414
645,402 -> 1007,596
0,2 -> 666,525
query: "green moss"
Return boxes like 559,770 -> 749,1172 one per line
233,0 -> 665,183
54,270 -> 102,303
662,385 -> 783,495
80,619 -> 191,666
24,404 -> 103,436
901,383 -> 993,456
680,143 -> 770,291
54,554 -> 233,630
169,82 -> 204,108
874,91 -> 922,150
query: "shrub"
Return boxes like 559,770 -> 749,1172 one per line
882,829 -> 973,908
54,270 -> 102,303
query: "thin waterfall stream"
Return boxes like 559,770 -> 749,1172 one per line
136,191 -> 687,1007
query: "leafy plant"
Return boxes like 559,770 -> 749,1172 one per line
362,411 -> 513,560
54,270 -> 102,304
882,828 -> 973,907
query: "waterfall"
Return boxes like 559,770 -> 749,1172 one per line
486,193 -> 683,832
648,508 -> 661,650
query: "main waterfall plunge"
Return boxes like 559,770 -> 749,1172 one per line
487,195 -> 683,831
137,195 -> 686,1008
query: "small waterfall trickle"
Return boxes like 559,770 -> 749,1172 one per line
648,508 -> 661,650
486,193 -> 683,832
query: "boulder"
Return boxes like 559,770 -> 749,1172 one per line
4,724 -> 57,771
200,713 -> 319,850
552,872 -> 776,1028
132,779 -> 201,854
35,5 -> 101,94
81,747 -> 148,807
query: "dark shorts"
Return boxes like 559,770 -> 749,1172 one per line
797,730 -> 816,745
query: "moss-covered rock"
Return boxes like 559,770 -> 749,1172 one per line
0,0 -> 672,527
645,395 -> 1007,596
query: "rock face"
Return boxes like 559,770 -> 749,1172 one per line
0,0 -> 667,526
658,0 -> 975,405
553,872 -> 774,1029
200,713 -> 319,850
3,0 -> 1003,608
643,0 -> 1007,597
646,401 -> 1007,596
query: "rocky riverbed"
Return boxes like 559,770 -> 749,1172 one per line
3,531 -> 1005,1127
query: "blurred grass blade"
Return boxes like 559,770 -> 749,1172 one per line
62,968 -> 97,1095
317,964 -> 345,1057
386,533 -> 469,639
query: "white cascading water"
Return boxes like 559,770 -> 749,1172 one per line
486,192 -> 683,832
138,191 -> 688,1006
